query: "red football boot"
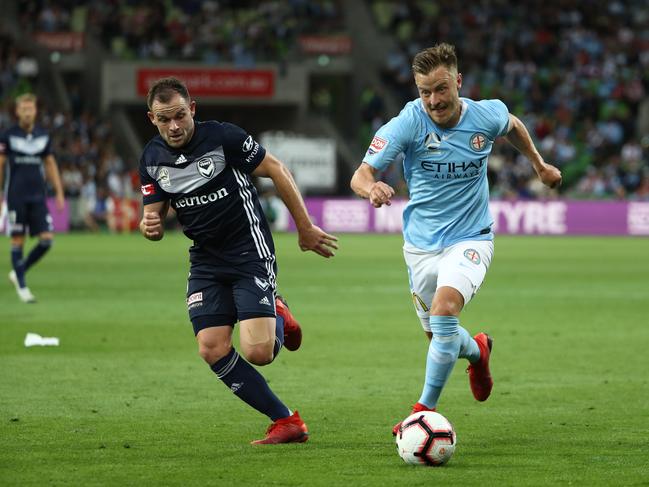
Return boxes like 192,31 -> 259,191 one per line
392,402 -> 436,436
275,294 -> 302,351
251,411 -> 309,445
466,332 -> 493,401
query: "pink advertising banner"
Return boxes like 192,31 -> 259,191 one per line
286,199 -> 649,236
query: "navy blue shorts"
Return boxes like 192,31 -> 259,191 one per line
186,257 -> 278,335
7,199 -> 53,237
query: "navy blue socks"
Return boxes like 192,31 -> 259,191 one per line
274,315 -> 285,357
24,239 -> 52,271
10,240 -> 53,288
210,348 -> 290,421
10,246 -> 26,287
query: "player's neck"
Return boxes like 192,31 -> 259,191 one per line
19,121 -> 35,133
447,103 -> 462,128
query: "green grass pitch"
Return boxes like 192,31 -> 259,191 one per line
1,232 -> 648,486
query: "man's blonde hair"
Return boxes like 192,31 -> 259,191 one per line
15,93 -> 37,105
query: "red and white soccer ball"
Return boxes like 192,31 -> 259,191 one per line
396,411 -> 457,466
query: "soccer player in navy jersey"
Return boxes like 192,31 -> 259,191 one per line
0,93 -> 65,303
351,44 -> 562,434
139,77 -> 338,444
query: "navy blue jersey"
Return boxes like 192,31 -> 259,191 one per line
139,120 -> 274,264
0,125 -> 52,202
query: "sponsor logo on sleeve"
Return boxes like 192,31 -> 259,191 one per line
242,135 -> 254,152
244,141 -> 260,163
141,184 -> 156,196
368,136 -> 388,155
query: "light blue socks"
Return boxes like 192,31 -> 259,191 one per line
418,315 -> 480,408
458,324 -> 480,362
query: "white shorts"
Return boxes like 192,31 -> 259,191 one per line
403,240 -> 494,332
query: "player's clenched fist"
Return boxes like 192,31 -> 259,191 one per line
368,181 -> 395,208
537,163 -> 562,189
141,211 -> 164,240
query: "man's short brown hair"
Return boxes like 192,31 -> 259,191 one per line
146,77 -> 190,109
412,43 -> 458,75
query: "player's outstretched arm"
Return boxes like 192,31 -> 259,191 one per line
504,114 -> 562,189
140,201 -> 169,241
351,162 -> 395,208
253,153 -> 338,258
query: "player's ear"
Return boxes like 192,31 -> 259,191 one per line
189,100 -> 196,117
456,72 -> 463,90
147,111 -> 156,125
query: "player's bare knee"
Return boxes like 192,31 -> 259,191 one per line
243,343 -> 274,366
431,287 -> 464,316
198,342 -> 231,365
430,293 -> 462,315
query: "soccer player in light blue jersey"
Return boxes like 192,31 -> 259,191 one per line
351,43 -> 562,435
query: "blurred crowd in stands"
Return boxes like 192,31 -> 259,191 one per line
1,29 -> 138,232
2,0 -> 648,235
18,0 -> 345,64
368,0 -> 649,200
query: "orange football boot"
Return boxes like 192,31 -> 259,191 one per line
466,332 -> 493,401
275,295 -> 302,351
251,411 -> 309,445
392,402 -> 436,436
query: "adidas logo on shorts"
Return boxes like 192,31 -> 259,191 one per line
259,296 -> 271,306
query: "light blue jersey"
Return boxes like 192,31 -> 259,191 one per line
364,97 -> 510,251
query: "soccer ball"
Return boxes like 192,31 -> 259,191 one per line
396,411 -> 456,466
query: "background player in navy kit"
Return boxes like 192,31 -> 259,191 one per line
139,78 -> 338,445
0,93 -> 65,303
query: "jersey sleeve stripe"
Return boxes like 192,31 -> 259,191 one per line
232,168 -> 272,259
